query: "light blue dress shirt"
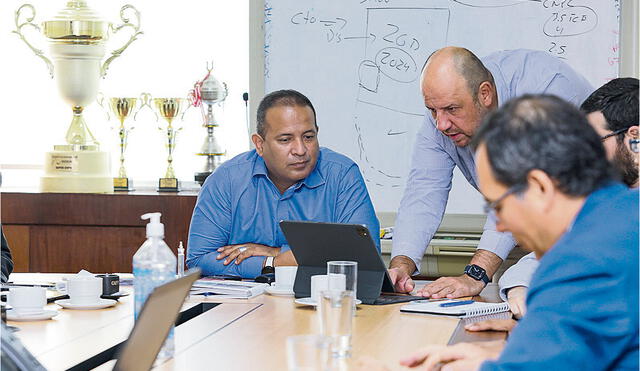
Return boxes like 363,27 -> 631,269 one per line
482,184 -> 639,370
392,49 -> 594,272
187,147 -> 380,278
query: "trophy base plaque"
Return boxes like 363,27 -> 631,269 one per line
41,146 -> 112,193
158,178 -> 180,192
194,171 -> 212,186
113,178 -> 133,191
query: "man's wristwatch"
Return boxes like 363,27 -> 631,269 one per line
261,256 -> 275,275
464,264 -> 490,285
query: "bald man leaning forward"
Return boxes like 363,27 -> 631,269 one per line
388,47 -> 593,299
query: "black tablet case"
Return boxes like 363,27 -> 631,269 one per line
279,221 -> 395,305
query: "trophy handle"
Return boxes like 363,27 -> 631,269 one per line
12,4 -> 54,79
134,92 -> 157,121
101,4 -> 143,78
96,92 -> 111,121
221,82 -> 229,103
180,98 -> 195,122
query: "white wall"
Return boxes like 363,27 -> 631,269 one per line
0,0 -> 250,187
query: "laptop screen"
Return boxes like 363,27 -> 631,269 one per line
114,269 -> 200,371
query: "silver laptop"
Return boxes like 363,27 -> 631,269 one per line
113,269 -> 200,371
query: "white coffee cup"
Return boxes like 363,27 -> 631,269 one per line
8,287 -> 46,315
274,266 -> 297,290
67,276 -> 102,305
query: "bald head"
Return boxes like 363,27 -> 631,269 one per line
420,47 -> 498,147
423,47 -> 495,102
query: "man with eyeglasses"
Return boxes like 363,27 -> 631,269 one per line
496,77 -> 639,319
362,94 -> 638,370
389,47 -> 593,298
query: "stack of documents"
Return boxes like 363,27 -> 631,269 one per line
191,279 -> 267,299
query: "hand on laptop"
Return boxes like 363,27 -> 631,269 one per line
417,275 -> 484,298
217,243 -> 280,265
388,267 -> 415,293
388,256 -> 417,293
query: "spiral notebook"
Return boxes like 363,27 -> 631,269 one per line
400,300 -> 510,318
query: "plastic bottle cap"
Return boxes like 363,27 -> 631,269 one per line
141,212 -> 164,238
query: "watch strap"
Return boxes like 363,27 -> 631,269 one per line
261,256 -> 275,275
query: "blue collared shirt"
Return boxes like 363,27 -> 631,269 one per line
392,49 -> 594,271
482,184 -> 639,370
187,147 -> 380,278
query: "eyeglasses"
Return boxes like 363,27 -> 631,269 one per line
600,127 -> 628,141
483,186 -> 521,214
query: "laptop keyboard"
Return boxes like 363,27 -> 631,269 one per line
373,294 -> 426,305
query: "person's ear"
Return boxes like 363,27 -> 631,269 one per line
525,169 -> 556,213
626,126 -> 639,154
252,133 -> 265,156
477,81 -> 495,109
626,126 -> 639,139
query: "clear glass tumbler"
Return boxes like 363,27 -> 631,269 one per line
286,334 -> 332,371
319,290 -> 355,358
327,261 -> 357,304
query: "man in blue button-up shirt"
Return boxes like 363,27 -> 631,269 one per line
187,89 -> 379,278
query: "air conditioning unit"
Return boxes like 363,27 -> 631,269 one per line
379,213 -> 485,278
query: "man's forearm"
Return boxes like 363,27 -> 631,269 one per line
389,255 -> 417,276
470,249 -> 503,278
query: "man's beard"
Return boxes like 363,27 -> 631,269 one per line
614,143 -> 638,187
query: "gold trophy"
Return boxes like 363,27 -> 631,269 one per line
151,98 -> 189,192
190,63 -> 228,185
13,1 -> 142,193
98,94 -> 144,191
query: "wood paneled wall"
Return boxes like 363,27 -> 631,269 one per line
1,191 -> 198,273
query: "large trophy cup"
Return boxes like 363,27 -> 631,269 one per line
152,98 -> 188,192
98,94 -> 143,191
13,1 -> 142,193
190,64 -> 228,185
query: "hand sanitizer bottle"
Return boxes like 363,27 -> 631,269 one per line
133,212 -> 177,359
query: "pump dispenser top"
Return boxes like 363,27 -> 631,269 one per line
141,212 -> 164,238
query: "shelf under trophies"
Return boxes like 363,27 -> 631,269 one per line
151,97 -> 188,192
13,0 -> 142,193
190,64 -> 228,185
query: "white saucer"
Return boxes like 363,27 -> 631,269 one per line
6,309 -> 58,322
294,297 -> 362,306
265,285 -> 295,296
55,298 -> 117,310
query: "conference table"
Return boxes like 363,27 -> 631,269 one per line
5,273 -> 507,370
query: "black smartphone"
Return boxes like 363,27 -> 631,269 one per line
205,274 -> 242,281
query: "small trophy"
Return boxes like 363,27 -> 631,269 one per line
13,0 -> 142,193
190,62 -> 228,185
98,94 -> 144,191
151,97 -> 189,192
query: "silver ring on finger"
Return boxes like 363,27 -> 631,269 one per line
238,247 -> 247,253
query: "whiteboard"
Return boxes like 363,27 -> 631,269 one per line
264,0 -> 620,213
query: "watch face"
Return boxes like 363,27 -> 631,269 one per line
465,265 -> 485,280
470,266 -> 482,277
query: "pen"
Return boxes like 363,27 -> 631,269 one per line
439,300 -> 475,307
